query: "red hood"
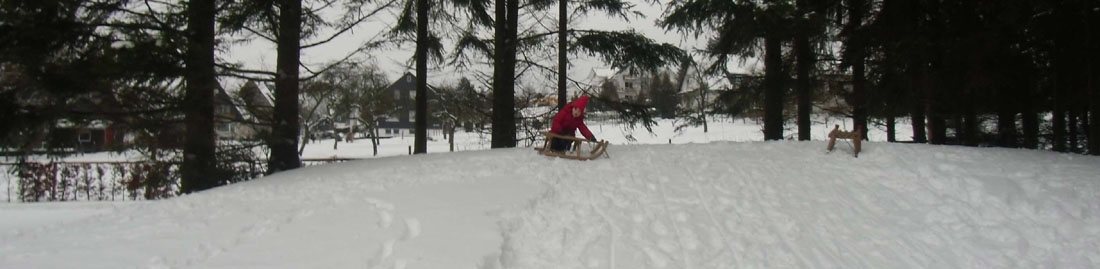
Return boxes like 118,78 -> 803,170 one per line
565,95 -> 590,116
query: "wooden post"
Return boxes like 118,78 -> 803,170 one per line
854,125 -> 863,158
827,125 -> 839,152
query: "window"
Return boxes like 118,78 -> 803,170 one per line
410,90 -> 416,100
625,82 -> 634,89
218,123 -> 232,132
406,76 -> 412,83
78,132 -> 92,143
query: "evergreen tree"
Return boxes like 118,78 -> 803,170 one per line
453,0 -> 684,146
794,0 -> 836,140
662,0 -> 797,140
649,72 -> 679,118
220,0 -> 395,171
841,0 -> 869,140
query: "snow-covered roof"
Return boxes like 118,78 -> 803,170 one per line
589,68 -> 616,79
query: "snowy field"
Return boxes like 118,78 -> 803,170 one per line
3,118 -> 1100,268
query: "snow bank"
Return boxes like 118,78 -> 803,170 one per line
497,142 -> 1100,268
3,126 -> 1099,268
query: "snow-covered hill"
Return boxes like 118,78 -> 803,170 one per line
2,141 -> 1099,268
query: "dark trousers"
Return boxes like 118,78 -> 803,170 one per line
550,133 -> 572,152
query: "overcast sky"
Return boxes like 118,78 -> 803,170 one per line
223,0 -> 757,92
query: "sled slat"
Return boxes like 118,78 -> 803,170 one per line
534,132 -> 610,161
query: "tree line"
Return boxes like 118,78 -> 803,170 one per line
660,0 -> 1099,153
0,0 -> 682,194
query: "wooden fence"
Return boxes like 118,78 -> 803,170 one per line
2,158 -> 360,202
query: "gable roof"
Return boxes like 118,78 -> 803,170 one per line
215,86 -> 246,122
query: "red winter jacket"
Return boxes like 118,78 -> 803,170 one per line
550,96 -> 595,140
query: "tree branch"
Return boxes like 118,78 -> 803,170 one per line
301,0 -> 400,49
243,26 -> 277,43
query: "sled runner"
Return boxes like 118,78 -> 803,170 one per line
827,124 -> 863,157
534,132 -> 610,161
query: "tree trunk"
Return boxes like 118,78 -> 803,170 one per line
557,0 -> 567,110
701,84 -> 708,133
1053,98 -> 1066,152
926,67 -> 946,145
927,109 -> 946,145
952,114 -> 963,144
963,103 -> 978,146
795,24 -> 812,141
1091,0 -> 1100,155
269,0 -> 302,172
297,125 -> 309,156
886,115 -> 896,142
847,0 -> 867,140
182,0 -> 218,193
1022,101 -> 1039,149
372,124 -> 379,156
449,120 -> 456,152
997,93 -> 1017,148
491,0 -> 518,148
1092,43 -> 1100,154
762,34 -> 785,140
909,55 -> 927,143
1078,109 -> 1086,151
414,0 -> 429,154
911,102 -> 926,143
1069,109 -> 1079,152
1052,3 -> 1078,152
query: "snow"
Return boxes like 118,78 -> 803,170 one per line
3,118 -> 1100,268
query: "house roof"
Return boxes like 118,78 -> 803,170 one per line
215,86 -> 246,122
387,72 -> 441,94
590,68 -> 616,79
230,81 -> 275,123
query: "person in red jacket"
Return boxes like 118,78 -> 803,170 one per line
549,95 -> 597,152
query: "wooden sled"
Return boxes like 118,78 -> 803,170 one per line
534,132 -> 610,161
827,124 -> 863,157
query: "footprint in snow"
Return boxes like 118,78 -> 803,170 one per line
367,239 -> 397,268
379,211 -> 393,228
403,218 -> 421,241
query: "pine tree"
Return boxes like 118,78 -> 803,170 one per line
841,0 -> 869,140
662,0 -> 797,141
